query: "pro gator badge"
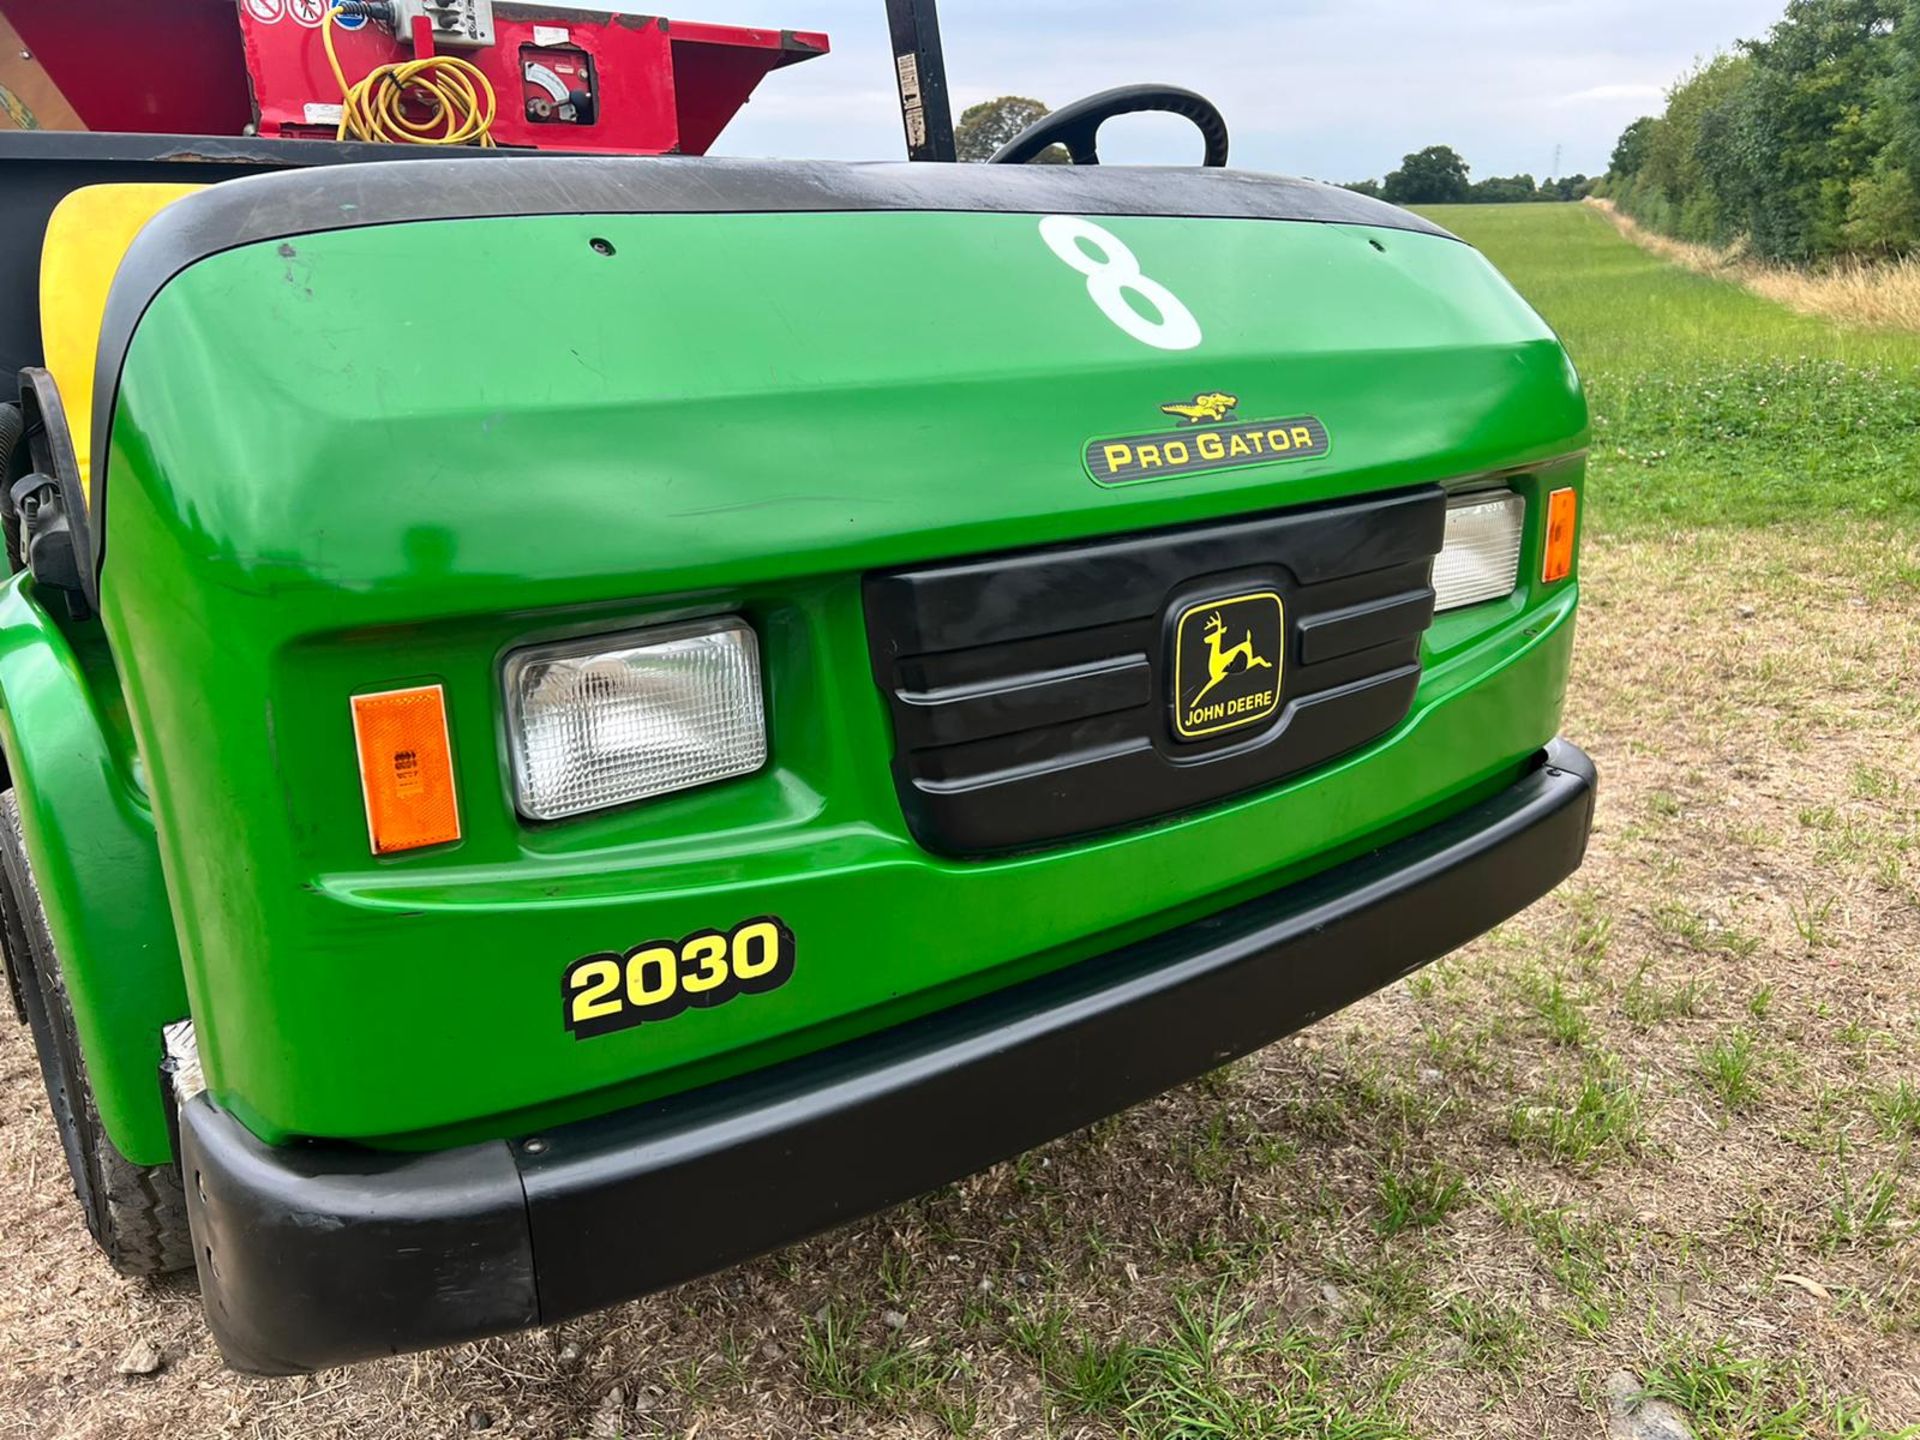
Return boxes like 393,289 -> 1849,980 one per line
1085,392 -> 1330,486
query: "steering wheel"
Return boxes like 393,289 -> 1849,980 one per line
989,84 -> 1229,167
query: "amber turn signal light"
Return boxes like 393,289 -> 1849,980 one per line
1543,487 -> 1578,585
350,685 -> 461,855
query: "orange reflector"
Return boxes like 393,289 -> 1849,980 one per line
350,685 -> 461,855
1543,487 -> 1579,584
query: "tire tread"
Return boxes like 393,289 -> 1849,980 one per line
0,790 -> 192,1277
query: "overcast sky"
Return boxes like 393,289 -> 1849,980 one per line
708,0 -> 1788,181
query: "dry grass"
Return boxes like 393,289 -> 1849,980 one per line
1589,199 -> 1920,335
3,520 -> 1918,1439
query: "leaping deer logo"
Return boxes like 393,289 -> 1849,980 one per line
1192,610 -> 1273,705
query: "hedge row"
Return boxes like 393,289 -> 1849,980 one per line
1595,0 -> 1920,263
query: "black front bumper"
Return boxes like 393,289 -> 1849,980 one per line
182,740 -> 1596,1374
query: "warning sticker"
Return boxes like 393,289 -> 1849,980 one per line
289,0 -> 327,28
896,53 -> 927,149
243,0 -> 286,22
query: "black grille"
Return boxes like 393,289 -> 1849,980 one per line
863,487 -> 1447,857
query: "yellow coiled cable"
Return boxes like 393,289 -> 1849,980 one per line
323,4 -> 497,147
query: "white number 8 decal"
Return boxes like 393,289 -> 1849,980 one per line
1039,215 -> 1202,351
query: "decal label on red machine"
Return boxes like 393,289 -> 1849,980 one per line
563,917 -> 795,1040
234,1 -> 827,150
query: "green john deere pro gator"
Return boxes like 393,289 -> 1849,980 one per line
0,0 -> 1592,1373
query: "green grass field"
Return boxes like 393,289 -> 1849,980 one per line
1424,203 -> 1920,535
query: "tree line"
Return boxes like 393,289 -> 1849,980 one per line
951,100 -> 1594,205
1341,146 -> 1593,205
1595,0 -> 1920,262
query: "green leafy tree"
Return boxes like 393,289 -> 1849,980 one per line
955,96 -> 1068,163
1341,178 -> 1383,198
1880,0 -> 1920,178
1470,173 -> 1538,204
1382,146 -> 1471,205
1842,160 -> 1920,250
1739,0 -> 1904,258
1645,56 -> 1754,243
1609,117 -> 1658,177
1846,0 -> 1920,251
1602,2 -> 1918,260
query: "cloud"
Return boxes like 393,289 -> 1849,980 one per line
1557,83 -> 1668,105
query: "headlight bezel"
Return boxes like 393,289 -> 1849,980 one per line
502,615 -> 768,823
1432,488 -> 1526,613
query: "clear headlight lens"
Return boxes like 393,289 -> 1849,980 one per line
1432,491 -> 1525,612
505,619 -> 766,821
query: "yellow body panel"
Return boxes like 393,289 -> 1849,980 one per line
40,183 -> 202,499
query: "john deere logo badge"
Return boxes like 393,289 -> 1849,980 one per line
1086,393 -> 1331,486
1173,592 -> 1284,740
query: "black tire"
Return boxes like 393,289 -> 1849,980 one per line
0,790 -> 192,1276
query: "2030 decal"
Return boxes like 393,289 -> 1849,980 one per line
563,916 -> 795,1040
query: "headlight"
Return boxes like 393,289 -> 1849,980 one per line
505,618 -> 766,821
1432,491 -> 1525,612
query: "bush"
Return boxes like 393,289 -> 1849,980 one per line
1600,0 -> 1920,263
1471,174 -> 1538,204
1843,162 -> 1920,253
